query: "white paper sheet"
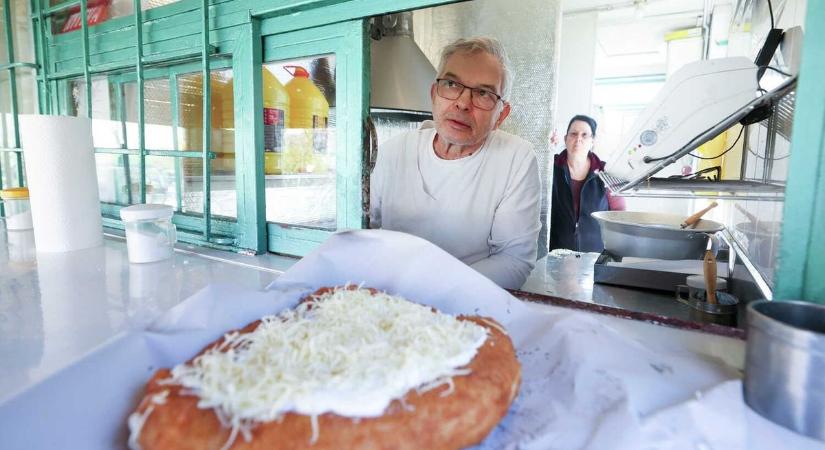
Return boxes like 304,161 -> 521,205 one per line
0,230 -> 814,449
267,230 -> 740,449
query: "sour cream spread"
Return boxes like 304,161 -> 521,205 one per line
131,287 -> 488,447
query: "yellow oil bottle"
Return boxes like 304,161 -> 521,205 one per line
262,67 -> 290,175
214,75 -> 234,174
282,65 -> 329,174
179,72 -> 234,176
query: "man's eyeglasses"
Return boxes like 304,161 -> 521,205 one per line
435,78 -> 504,111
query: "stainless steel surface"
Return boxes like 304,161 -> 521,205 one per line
522,253 -> 721,325
774,89 -> 796,142
722,228 -> 773,300
592,211 -> 724,260
675,290 -> 739,327
744,300 -> 825,441
369,13 -> 436,113
610,179 -> 786,201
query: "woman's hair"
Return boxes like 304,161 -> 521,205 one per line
437,37 -> 513,99
567,114 -> 597,137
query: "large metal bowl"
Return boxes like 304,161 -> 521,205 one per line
591,211 -> 725,260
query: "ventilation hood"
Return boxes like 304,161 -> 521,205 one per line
369,13 -> 436,114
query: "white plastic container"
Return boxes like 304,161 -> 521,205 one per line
0,187 -> 34,231
120,204 -> 177,264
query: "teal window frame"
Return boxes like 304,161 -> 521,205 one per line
1,0 -> 36,206
260,20 -> 368,256
55,59 -> 240,246
27,0 -> 456,255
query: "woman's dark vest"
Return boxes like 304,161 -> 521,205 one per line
549,151 -> 610,252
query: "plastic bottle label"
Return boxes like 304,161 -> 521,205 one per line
264,108 -> 285,153
312,115 -> 328,154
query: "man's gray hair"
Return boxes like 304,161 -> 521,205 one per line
437,36 -> 513,100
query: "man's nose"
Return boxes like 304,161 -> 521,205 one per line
453,87 -> 472,110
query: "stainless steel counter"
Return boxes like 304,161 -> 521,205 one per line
519,253 -> 744,338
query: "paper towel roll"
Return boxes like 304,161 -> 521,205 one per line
19,115 -> 103,252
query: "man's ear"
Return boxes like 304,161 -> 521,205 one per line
430,82 -> 437,103
494,102 -> 511,129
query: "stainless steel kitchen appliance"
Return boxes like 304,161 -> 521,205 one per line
591,211 -> 730,294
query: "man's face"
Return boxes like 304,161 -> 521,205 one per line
430,50 -> 511,148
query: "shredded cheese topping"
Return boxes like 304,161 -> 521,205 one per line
161,287 -> 487,445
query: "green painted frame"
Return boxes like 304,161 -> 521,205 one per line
1,0 -> 33,203
775,0 -> 825,304
14,0 -> 464,257
261,19 -> 368,256
54,57 -> 240,243
29,0 -> 456,255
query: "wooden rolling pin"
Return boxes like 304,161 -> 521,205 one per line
681,201 -> 718,229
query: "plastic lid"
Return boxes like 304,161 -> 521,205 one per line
0,187 -> 29,200
284,65 -> 310,78
120,204 -> 174,222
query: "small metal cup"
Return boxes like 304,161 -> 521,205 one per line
744,300 -> 825,441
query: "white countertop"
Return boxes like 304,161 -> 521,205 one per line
1,223 -> 747,402
6,226 -> 821,449
0,225 -> 288,402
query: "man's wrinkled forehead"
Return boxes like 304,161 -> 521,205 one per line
439,49 -> 505,94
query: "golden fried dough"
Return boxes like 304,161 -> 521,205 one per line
131,289 -> 521,450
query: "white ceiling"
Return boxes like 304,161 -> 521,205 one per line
561,0 -> 718,78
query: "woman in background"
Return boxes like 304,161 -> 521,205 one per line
550,114 -> 625,252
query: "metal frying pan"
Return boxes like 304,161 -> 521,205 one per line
591,211 -> 725,260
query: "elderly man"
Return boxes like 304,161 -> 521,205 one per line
370,37 -> 541,289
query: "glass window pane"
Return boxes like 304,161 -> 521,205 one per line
177,70 -> 234,154
145,155 -> 179,209
124,78 -> 175,150
177,69 -> 236,219
95,153 -> 133,205
70,76 -> 124,149
49,0 -> 181,35
0,152 -> 22,188
9,0 -> 34,66
264,55 -> 336,230
0,2 -> 6,59
0,71 -> 12,147
177,157 -> 237,219
49,0 -> 112,35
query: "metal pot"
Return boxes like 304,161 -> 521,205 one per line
744,300 -> 825,441
591,211 -> 725,260
734,221 -> 781,268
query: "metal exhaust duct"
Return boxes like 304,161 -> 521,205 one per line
369,13 -> 437,114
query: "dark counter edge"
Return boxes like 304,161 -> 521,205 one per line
507,289 -> 746,340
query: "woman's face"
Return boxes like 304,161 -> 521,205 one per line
565,120 -> 594,156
